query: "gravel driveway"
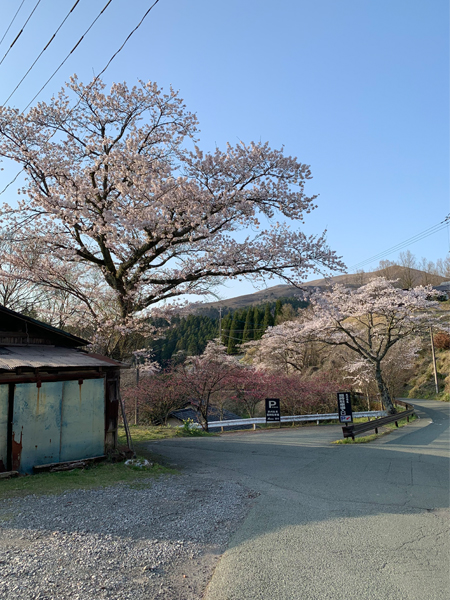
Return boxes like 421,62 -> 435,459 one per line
0,473 -> 253,599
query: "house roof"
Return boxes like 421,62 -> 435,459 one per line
0,304 -> 89,347
0,346 -> 127,371
434,281 -> 450,292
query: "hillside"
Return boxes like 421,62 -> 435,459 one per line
190,267 -> 447,313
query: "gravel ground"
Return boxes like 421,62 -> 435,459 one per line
0,473 -> 254,600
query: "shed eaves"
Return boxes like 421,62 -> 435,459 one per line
0,304 -> 89,347
0,346 -> 128,371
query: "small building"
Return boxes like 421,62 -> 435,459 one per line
0,305 -> 127,475
434,281 -> 450,300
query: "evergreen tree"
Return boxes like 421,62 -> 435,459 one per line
242,306 -> 254,342
253,307 -> 263,340
221,313 -> 232,347
262,303 -> 274,330
274,299 -> 283,321
227,311 -> 240,354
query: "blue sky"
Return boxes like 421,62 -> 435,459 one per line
0,0 -> 448,299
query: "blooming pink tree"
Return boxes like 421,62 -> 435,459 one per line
0,77 -> 343,355
121,369 -> 185,426
179,340 -> 242,430
263,278 -> 438,414
344,338 -> 420,409
231,368 -> 270,418
265,373 -> 338,415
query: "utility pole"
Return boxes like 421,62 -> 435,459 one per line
430,327 -> 439,394
218,306 -> 222,342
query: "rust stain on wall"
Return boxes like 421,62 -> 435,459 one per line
11,427 -> 23,471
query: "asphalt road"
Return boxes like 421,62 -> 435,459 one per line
148,400 -> 450,600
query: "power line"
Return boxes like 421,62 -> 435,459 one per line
0,0 -> 26,48
4,0 -> 82,105
349,216 -> 450,272
23,0 -> 114,111
0,0 -> 42,67
1,0 -> 162,197
91,0 -> 161,82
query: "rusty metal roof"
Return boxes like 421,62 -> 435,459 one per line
0,346 -> 128,371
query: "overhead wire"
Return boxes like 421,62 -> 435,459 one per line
0,0 -> 26,48
23,0 -> 114,111
0,0 -> 42,67
4,0 -> 82,105
0,0 -> 114,195
349,216 -> 450,271
90,0 -> 161,83
0,0 -> 162,198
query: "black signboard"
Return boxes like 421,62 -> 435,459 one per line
337,392 -> 353,423
265,398 -> 281,422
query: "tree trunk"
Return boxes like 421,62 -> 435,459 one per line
374,363 -> 396,414
200,406 -> 209,432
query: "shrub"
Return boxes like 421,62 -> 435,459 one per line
434,332 -> 450,350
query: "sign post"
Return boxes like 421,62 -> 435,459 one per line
337,392 -> 353,423
265,398 -> 281,423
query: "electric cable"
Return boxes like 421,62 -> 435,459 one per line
349,216 -> 450,272
90,0 -> 161,83
23,0 -> 114,111
0,0 -> 26,48
4,0 -> 82,105
0,0 -> 42,67
1,0 -> 162,197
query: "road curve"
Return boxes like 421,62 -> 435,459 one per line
148,400 -> 449,600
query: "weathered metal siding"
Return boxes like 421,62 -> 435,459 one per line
10,378 -> 105,474
12,382 -> 63,473
0,385 -> 8,472
60,379 -> 105,462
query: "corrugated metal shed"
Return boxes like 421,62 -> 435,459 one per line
0,346 -> 128,371
0,304 -> 128,475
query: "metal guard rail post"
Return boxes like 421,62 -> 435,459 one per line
341,400 -> 415,440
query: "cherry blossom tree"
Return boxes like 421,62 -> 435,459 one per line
262,278 -> 438,414
121,368 -> 185,426
0,77 -> 343,355
265,373 -> 338,415
179,339 -> 241,431
231,368 -> 269,418
344,338 -> 420,410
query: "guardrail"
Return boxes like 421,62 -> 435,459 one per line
342,400 -> 415,440
182,410 -> 387,431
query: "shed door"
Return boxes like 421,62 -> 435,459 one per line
60,379 -> 105,462
12,382 -> 63,473
0,385 -> 8,472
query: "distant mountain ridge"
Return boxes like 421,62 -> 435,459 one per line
189,267 -> 446,312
